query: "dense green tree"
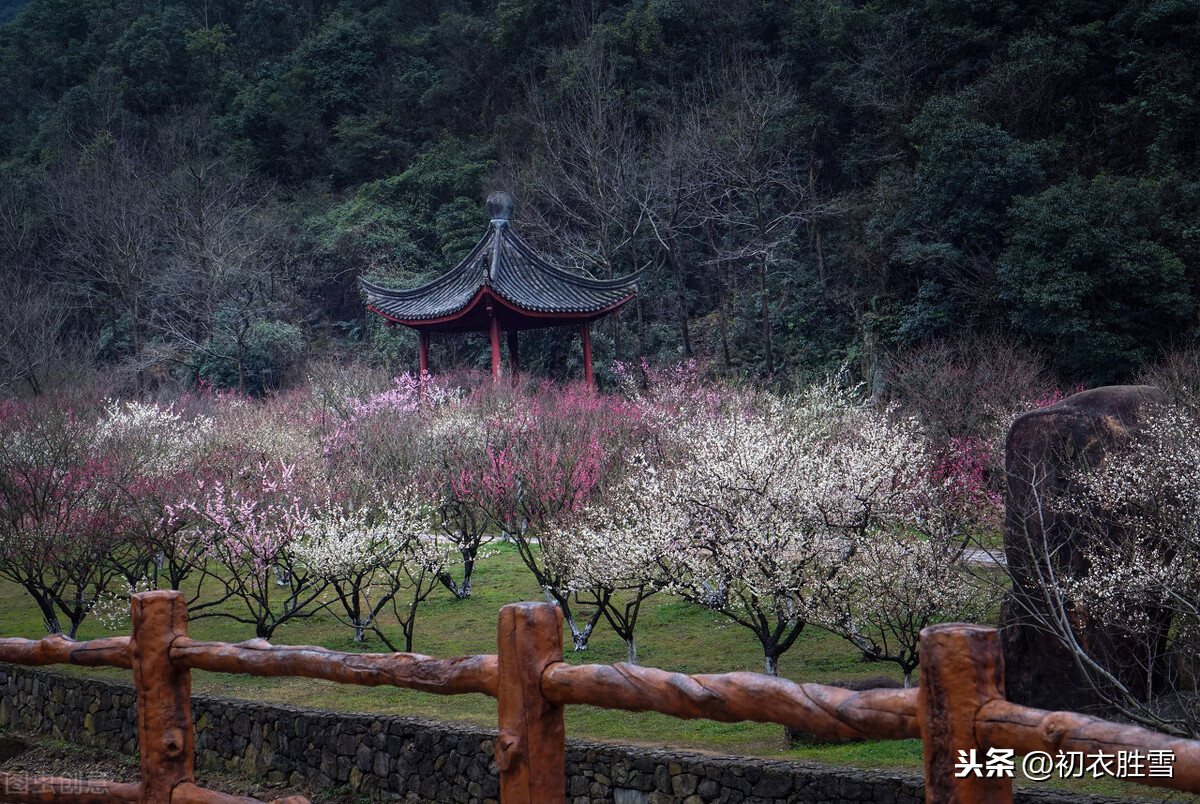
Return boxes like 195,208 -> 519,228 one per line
112,7 -> 197,111
999,175 -> 1193,383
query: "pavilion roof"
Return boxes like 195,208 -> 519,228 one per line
361,193 -> 639,331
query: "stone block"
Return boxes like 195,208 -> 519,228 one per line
752,772 -> 791,798
672,773 -> 699,796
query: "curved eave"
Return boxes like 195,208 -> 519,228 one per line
369,287 -> 636,332
487,286 -> 637,322
500,229 -> 644,292
360,233 -> 491,302
361,219 -> 641,325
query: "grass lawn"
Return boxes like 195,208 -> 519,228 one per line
0,544 -> 1190,800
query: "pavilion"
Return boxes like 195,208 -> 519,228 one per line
361,192 -> 640,386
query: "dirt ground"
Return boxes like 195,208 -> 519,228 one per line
0,731 -> 382,803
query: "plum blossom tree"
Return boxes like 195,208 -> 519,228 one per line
320,372 -> 492,600
647,397 -> 842,677
816,531 -> 995,686
294,499 -> 431,643
371,533 -> 458,653
543,456 -> 670,664
791,384 -> 999,684
171,459 -> 325,638
92,399 -> 214,589
322,373 -> 427,472
456,382 -> 646,650
414,403 -> 494,600
921,436 -> 1004,548
1022,404 -> 1200,737
602,377 -> 944,677
0,399 -> 134,636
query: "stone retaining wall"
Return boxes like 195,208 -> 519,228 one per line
0,665 -> 1143,803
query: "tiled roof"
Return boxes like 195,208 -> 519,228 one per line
361,196 -> 639,325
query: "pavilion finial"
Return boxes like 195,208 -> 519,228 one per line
487,191 -> 514,223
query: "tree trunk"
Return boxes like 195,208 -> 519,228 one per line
716,274 -> 732,370
132,300 -> 145,396
635,296 -> 644,359
764,653 -> 778,677
31,591 -> 63,635
542,586 -> 595,651
460,566 -> 473,598
626,634 -> 637,665
570,619 -> 595,652
668,248 -> 693,357
808,132 -> 826,285
611,315 -> 620,368
66,589 -> 89,639
759,253 -> 772,376
813,224 -> 826,285
439,560 -> 474,600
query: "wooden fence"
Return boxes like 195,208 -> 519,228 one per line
1,590 -> 1199,803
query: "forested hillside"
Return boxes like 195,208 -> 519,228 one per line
1,0 -> 1198,395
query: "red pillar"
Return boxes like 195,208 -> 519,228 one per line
489,309 -> 502,380
580,321 -> 594,389
508,330 -> 520,386
418,331 -> 429,377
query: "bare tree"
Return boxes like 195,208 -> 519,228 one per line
152,129 -> 307,393
0,274 -> 82,397
497,39 -> 650,360
510,43 -> 647,279
640,96 -> 713,360
692,59 -> 812,377
0,164 -> 42,265
45,135 -> 168,394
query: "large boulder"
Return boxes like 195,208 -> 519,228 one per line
1000,385 -> 1169,711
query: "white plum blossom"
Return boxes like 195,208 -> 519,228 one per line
296,501 -> 426,579
573,378 -> 953,677
94,399 -> 212,473
295,497 -> 454,649
92,576 -> 155,632
816,532 -> 994,686
1022,403 -> 1200,737
543,454 -> 672,664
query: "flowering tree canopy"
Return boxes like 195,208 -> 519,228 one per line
0,399 -> 133,636
294,498 -> 433,643
171,459 -> 325,638
449,382 -> 646,650
1044,405 -> 1200,736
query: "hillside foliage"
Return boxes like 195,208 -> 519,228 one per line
2,0 -> 1199,394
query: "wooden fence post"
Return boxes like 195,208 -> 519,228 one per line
130,590 -> 195,803
919,624 -> 1012,804
496,603 -> 565,804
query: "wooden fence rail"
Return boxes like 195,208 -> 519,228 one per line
0,590 -> 1199,803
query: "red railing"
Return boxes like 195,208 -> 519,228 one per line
1,590 -> 1199,803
